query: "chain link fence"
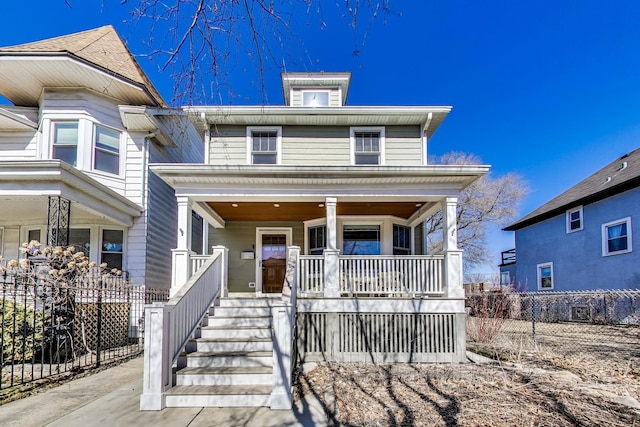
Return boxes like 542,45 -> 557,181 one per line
0,269 -> 168,400
466,290 -> 640,366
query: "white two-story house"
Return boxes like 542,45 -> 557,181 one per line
0,26 -> 203,290
141,72 -> 490,410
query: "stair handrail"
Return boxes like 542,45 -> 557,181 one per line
140,245 -> 229,411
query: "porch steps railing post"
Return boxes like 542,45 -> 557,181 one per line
271,246 -> 299,409
323,250 -> 340,297
171,248 -> 194,298
212,245 -> 229,297
443,250 -> 464,299
139,302 -> 170,410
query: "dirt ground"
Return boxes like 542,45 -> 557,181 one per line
295,338 -> 640,427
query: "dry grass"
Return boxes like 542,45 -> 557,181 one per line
295,360 -> 640,426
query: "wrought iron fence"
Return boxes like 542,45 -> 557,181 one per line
0,269 -> 168,399
466,289 -> 640,363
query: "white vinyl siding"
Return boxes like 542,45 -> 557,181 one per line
282,127 -> 350,165
0,131 -> 38,160
384,126 -> 423,166
208,125 -> 248,165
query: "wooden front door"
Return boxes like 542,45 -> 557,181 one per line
261,234 -> 287,293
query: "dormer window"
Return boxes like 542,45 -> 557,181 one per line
351,127 -> 385,165
94,125 -> 121,174
52,122 -> 79,166
302,90 -> 329,107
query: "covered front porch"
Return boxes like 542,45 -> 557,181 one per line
140,164 -> 487,410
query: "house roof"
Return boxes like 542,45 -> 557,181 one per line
0,26 -> 166,107
184,105 -> 450,139
504,147 -> 640,231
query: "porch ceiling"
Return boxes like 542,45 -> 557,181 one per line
206,201 -> 431,221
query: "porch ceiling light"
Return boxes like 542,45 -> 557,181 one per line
273,203 -> 280,208
231,203 -> 238,208
416,203 -> 422,207
318,203 -> 324,208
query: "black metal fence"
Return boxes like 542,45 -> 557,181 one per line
466,290 -> 640,363
0,269 -> 168,399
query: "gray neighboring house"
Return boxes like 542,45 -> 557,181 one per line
501,147 -> 640,291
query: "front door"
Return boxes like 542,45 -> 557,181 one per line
256,228 -> 292,294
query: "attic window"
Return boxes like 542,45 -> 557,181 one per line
302,91 -> 329,107
566,206 -> 583,233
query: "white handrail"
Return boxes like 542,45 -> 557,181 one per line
140,246 -> 228,411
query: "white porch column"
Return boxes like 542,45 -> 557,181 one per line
171,196 -> 194,297
324,197 -> 340,297
442,197 -> 464,298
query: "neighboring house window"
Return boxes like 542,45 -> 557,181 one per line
500,271 -> 510,286
302,91 -> 329,107
308,225 -> 326,255
101,229 -> 124,270
94,125 -> 121,174
69,228 -> 91,255
247,127 -> 281,164
537,262 -> 554,290
566,206 -> 583,233
393,224 -> 411,255
52,122 -> 79,166
343,225 -> 380,255
351,127 -> 385,165
602,217 -> 632,256
28,229 -> 41,244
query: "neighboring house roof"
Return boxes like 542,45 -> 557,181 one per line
0,25 -> 166,107
505,147 -> 640,231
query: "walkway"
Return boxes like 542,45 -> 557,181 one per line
0,357 -> 328,427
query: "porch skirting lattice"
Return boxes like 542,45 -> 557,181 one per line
297,312 -> 466,363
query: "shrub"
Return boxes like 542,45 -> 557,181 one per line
0,300 -> 47,365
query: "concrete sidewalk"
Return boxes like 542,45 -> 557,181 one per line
0,357 -> 329,427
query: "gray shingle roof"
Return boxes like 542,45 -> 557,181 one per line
0,25 -> 166,107
504,146 -> 640,231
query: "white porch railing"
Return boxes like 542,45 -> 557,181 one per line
299,255 -> 445,296
190,254 -> 210,276
140,246 -> 229,411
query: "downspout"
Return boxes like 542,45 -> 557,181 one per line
141,133 -> 156,209
422,112 -> 433,165
202,112 -> 210,164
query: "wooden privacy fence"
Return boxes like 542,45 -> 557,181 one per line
297,312 -> 465,363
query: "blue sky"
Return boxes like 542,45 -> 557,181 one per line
2,1 -> 640,272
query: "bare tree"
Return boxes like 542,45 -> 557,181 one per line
426,152 -> 529,268
112,0 -> 398,105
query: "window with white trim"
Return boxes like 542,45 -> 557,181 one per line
393,224 -> 411,255
94,125 -> 121,174
537,262 -> 554,290
343,225 -> 381,255
52,121 -> 79,166
101,229 -> 124,270
602,217 -> 632,256
308,225 -> 326,255
247,127 -> 281,164
351,127 -> 385,165
566,206 -> 583,233
302,90 -> 329,107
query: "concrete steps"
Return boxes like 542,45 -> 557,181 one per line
166,296 -> 275,408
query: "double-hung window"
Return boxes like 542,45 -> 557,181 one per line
101,229 -> 124,270
248,127 -> 281,164
602,217 -> 632,256
566,206 -> 583,233
94,125 -> 121,174
351,127 -> 384,165
537,262 -> 554,290
52,122 -> 79,166
393,224 -> 411,255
